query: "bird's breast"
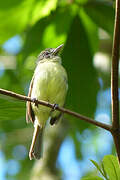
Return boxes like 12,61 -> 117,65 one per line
31,61 -> 68,112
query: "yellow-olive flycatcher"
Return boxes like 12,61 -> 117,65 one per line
26,44 -> 68,160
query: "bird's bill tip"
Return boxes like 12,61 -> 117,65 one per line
53,44 -> 64,55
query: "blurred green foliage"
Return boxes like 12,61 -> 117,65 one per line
0,0 -> 115,179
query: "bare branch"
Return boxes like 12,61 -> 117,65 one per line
0,88 -> 112,131
111,0 -> 120,129
111,0 -> 120,163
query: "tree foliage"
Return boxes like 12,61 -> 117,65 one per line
0,0 -> 117,179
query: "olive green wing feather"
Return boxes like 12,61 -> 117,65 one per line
26,76 -> 35,123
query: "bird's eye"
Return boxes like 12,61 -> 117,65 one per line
45,52 -> 49,55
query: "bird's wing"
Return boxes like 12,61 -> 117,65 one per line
50,113 -> 63,125
26,76 -> 35,123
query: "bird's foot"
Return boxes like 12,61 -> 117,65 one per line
50,104 -> 59,117
32,98 -> 39,107
52,103 -> 59,111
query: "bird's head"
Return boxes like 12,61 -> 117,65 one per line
37,44 -> 64,62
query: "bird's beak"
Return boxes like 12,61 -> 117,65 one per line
53,44 -> 64,55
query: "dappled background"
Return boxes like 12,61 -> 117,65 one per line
0,0 -> 116,179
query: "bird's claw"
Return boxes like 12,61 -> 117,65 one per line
52,103 -> 59,111
50,104 -> 59,114
32,98 -> 38,107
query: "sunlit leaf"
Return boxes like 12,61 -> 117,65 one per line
82,177 -> 104,180
23,7 -> 74,59
102,155 -> 120,180
0,0 -> 34,44
31,0 -> 57,24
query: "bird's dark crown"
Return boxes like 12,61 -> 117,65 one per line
37,44 -> 64,62
38,48 -> 55,61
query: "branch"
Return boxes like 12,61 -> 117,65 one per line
0,88 -> 112,132
111,0 -> 120,163
111,0 -> 120,129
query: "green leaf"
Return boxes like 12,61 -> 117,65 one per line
82,176 -> 104,180
0,0 -> 26,9
0,0 -> 34,44
63,15 -> 99,131
0,97 -> 26,131
102,155 -> 120,180
0,0 -> 59,44
101,162 -> 109,180
84,1 -> 114,36
79,8 -> 99,54
90,160 -> 104,177
23,7 -> 74,59
30,0 -> 57,24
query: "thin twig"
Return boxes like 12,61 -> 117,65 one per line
0,88 -> 112,131
111,0 -> 120,163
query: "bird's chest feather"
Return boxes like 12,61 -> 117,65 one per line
31,61 -> 68,109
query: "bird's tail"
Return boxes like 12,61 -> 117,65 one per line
29,122 -> 43,160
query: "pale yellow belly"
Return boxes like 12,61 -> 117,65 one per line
31,61 -> 68,126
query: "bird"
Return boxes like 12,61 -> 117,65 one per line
26,44 -> 68,160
